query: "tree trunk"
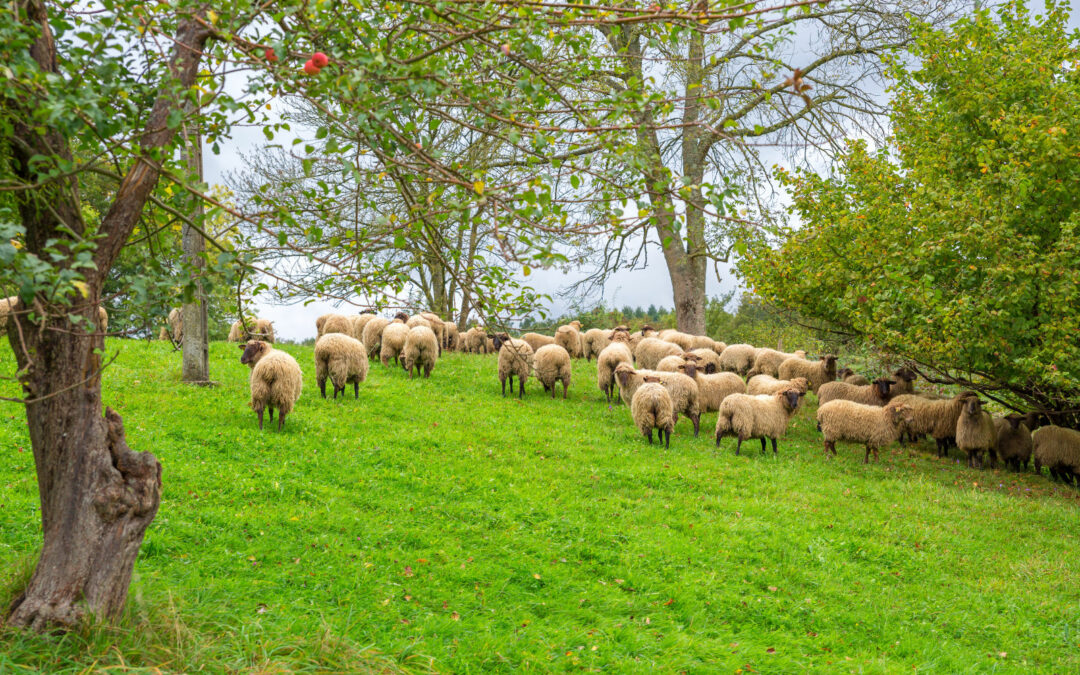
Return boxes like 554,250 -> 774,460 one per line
181,120 -> 209,382
457,217 -> 481,329
5,3 -> 210,630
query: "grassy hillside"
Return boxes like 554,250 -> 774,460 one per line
1,339 -> 1078,673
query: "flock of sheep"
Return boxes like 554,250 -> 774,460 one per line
164,308 -> 1080,484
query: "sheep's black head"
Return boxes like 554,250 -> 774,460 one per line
1024,411 -> 1044,430
838,367 -> 854,380
394,311 -> 409,322
491,332 -> 511,351
239,340 -> 269,367
872,378 -> 895,399
820,354 -> 838,377
1005,413 -> 1026,430
894,367 -> 917,382
678,362 -> 698,378
964,397 -> 983,416
640,324 -> 654,335
704,363 -> 717,374
615,363 -> 636,390
782,388 -> 801,410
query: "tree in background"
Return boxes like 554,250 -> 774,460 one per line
741,2 -> 1080,424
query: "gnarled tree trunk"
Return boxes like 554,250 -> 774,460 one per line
4,2 -> 210,630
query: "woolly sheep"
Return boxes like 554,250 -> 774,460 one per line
993,414 -> 1033,472
656,354 -> 690,373
463,326 -> 490,354
615,363 -> 701,436
443,322 -> 460,351
403,325 -> 439,378
362,316 -> 392,358
777,354 -> 838,394
161,307 -> 182,343
493,332 -> 534,398
658,329 -> 697,351
890,367 -> 918,396
406,315 -> 431,330
419,312 -> 446,349
239,341 -> 302,430
748,348 -> 807,378
891,391 -> 978,456
380,320 -> 411,367
837,368 -> 870,386
955,397 -> 997,468
685,348 -> 722,374
1033,426 -> 1080,484
817,378 -> 897,407
718,344 -> 759,375
521,332 -> 556,354
229,318 -> 275,344
634,337 -> 684,370
582,328 -> 611,361
678,361 -> 745,412
349,313 -> 377,341
314,332 -> 369,399
631,377 -> 674,448
746,374 -> 810,396
688,335 -> 724,353
816,400 -> 915,463
715,389 -> 803,456
596,332 -> 634,403
534,344 -> 572,399
554,324 -> 584,358
319,313 -> 354,338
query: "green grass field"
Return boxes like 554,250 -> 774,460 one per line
1,339 -> 1079,673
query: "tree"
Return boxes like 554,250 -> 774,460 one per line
740,1 -> 1080,424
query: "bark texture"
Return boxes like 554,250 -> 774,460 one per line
181,120 -> 209,382
4,2 -> 210,630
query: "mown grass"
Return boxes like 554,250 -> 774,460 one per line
1,339 -> 1079,673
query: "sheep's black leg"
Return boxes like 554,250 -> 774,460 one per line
519,377 -> 525,399
824,440 -> 836,457
257,409 -> 264,430
735,437 -> 743,456
319,378 -> 327,398
278,411 -> 287,431
771,438 -> 778,456
562,381 -> 568,399
354,382 -> 359,399
664,429 -> 670,449
864,446 -> 871,464
268,407 -> 274,422
715,431 -> 722,449
760,437 -> 767,455
502,376 -> 508,397
647,429 -> 653,445
692,413 -> 700,438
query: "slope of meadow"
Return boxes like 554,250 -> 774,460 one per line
1,339 -> 1078,673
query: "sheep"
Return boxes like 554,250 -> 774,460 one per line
96,306 -> 108,334
161,307 -> 182,344
403,325 -> 439,378
1033,426 -> 1080,484
656,353 -> 691,373
715,389 -> 803,456
634,337 -> 684,370
631,377 -> 674,448
239,340 -> 302,430
816,400 -> 915,463
955,397 -> 997,468
463,326 -> 489,354
596,332 -> 634,403
777,354 -> 838,394
229,318 -> 275,343
748,348 -> 807,378
554,324 -> 583,358
406,315 -> 431,330
314,333 -> 369,399
994,414 -> 1034,472
890,391 -> 978,456
582,328 -> 611,361
362,316 -> 392,358
533,344 -> 572,399
419,312 -> 446,349
718,344 -> 759,375
0,296 -> 15,337
615,363 -> 701,436
493,332 -> 534,398
890,367 -> 918,396
521,332 -> 556,354
380,320 -> 411,367
678,360 -> 746,412
837,368 -> 870,385
227,317 -> 247,342
658,329 -> 697,351
319,313 -> 354,338
443,322 -> 460,351
817,378 -> 897,407
686,348 -> 723,375
746,375 -> 810,396
349,313 -> 377,341
688,335 -> 724,353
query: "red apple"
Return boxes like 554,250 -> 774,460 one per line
303,59 -> 321,75
265,47 -> 278,62
501,43 -> 510,56
312,52 -> 329,68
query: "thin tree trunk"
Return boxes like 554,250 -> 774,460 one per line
5,3 -> 210,630
181,119 -> 209,382
457,217 -> 481,329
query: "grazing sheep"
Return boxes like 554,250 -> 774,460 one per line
314,333 -> 369,399
748,348 -> 807,378
582,328 -> 612,361
777,354 -> 838,394
955,397 -> 997,468
239,341 -> 302,430
534,344 -> 572,399
554,324 -> 583,358
746,375 -> 810,396
686,348 -> 723,374
161,307 -> 182,343
406,315 -> 431,330
229,318 -> 275,343
443,322 -> 460,351
597,333 -> 634,403
634,337 -> 684,370
718,344 -> 759,375
1033,426 -> 1080,484
688,335 -> 725,353
463,326 -> 490,354
715,389 -> 803,456
362,316 -> 392,358
817,400 -> 915,463
678,361 -> 746,412
891,391 -> 978,456
837,368 -> 870,386
631,377 -> 674,448
380,320 -> 411,367
349,313 -> 377,341
657,329 -> 697,351
403,325 -> 439,378
493,332 -> 534,398
817,378 -> 897,407
615,363 -> 702,436
656,354 -> 690,373
319,313 -> 353,338
994,414 -> 1034,472
521,332 -> 556,354
419,312 -> 446,349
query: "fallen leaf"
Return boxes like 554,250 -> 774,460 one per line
404,565 -> 414,577
451,611 -> 460,621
